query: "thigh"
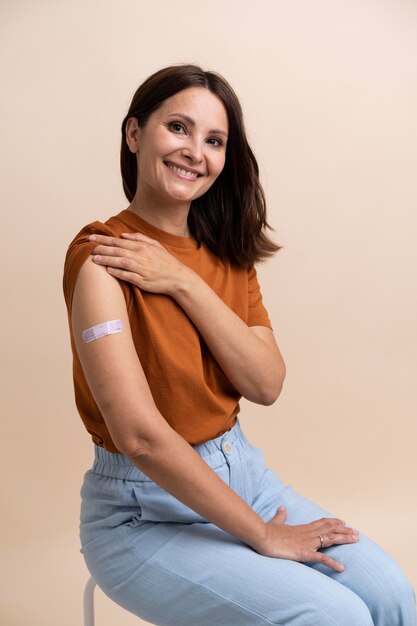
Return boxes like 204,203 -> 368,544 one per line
89,518 -> 373,626
80,444 -> 369,626
251,466 -> 417,626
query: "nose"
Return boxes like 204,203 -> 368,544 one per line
181,137 -> 204,163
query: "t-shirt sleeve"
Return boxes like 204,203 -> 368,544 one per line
63,220 -> 131,314
247,266 -> 273,329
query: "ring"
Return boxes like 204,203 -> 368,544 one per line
316,535 -> 324,551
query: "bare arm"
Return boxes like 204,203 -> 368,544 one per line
89,232 -> 286,405
173,271 -> 286,405
71,257 -> 357,572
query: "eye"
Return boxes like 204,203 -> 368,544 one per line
206,137 -> 224,148
168,121 -> 186,134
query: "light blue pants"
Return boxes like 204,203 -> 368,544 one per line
80,417 -> 416,625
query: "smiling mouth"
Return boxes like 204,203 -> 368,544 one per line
164,161 -> 202,180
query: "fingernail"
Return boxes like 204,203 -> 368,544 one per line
89,235 -> 96,240
93,255 -> 102,262
338,564 -> 345,572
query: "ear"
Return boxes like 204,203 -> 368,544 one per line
125,117 -> 141,153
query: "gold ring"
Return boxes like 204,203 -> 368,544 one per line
318,535 -> 324,550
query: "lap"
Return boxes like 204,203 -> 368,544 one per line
80,434 -> 416,625
81,470 -> 378,625
85,518 -> 372,626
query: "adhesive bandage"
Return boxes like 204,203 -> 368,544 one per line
82,320 -> 124,343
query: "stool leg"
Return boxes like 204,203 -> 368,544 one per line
83,576 -> 96,626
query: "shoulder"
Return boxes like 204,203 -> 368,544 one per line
64,215 -> 121,258
63,213 -> 130,312
72,255 -> 129,325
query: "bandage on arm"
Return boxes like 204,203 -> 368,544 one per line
71,257 -> 171,454
82,319 -> 123,343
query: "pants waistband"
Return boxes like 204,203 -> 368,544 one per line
91,417 -> 248,481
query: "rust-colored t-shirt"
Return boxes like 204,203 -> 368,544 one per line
63,209 -> 272,452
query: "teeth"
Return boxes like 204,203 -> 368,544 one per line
167,163 -> 199,178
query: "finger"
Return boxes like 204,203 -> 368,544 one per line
92,243 -> 140,258
121,232 -> 159,245
93,254 -> 140,274
106,266 -> 143,286
92,255 -> 137,271
312,518 -> 349,533
272,506 -> 287,525
314,517 -> 346,527
328,526 -> 360,537
309,550 -> 345,573
322,532 -> 360,548
88,234 -> 140,251
313,522 -> 359,546
89,234 -> 120,245
323,521 -> 359,539
91,253 -> 120,265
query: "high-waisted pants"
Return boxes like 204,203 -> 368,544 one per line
80,417 -> 416,625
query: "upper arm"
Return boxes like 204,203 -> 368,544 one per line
71,257 -> 169,455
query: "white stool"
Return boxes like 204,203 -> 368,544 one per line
83,576 -> 97,626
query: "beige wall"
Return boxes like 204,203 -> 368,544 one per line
1,0 -> 416,624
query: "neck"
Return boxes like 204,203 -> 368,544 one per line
128,194 -> 191,238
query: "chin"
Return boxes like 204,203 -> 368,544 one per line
165,188 -> 198,203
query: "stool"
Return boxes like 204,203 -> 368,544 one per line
83,576 -> 97,626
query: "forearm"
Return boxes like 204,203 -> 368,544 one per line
128,427 -> 268,551
173,270 -> 286,404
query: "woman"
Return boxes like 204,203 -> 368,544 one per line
63,64 -> 416,625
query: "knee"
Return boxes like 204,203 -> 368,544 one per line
318,596 -> 374,626
279,587 -> 374,626
363,559 -> 417,625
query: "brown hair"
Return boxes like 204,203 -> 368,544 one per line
120,64 -> 282,267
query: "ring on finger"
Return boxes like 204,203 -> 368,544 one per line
315,535 -> 324,551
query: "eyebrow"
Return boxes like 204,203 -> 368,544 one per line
167,113 -> 228,137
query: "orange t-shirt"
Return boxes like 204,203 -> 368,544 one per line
63,209 -> 272,452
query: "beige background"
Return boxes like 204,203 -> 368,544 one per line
1,0 -> 416,624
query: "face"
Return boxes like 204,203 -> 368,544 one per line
126,87 -> 229,208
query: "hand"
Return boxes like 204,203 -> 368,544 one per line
89,232 -> 193,297
250,506 -> 360,572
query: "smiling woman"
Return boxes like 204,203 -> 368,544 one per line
124,87 -> 229,224
63,64 -> 416,625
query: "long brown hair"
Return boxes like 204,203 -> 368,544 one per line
120,64 -> 282,267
